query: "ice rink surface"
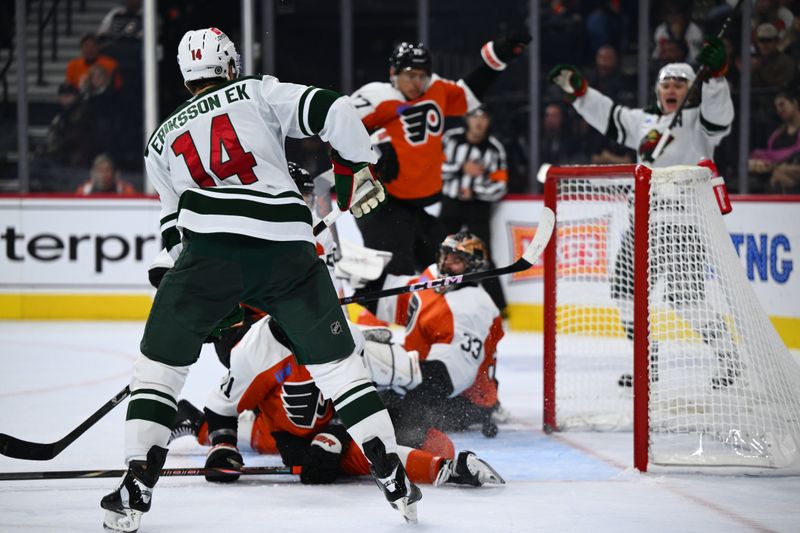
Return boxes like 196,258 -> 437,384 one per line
1,321 -> 799,532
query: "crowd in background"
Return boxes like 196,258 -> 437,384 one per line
20,0 -> 800,194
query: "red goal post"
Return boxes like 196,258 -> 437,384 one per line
542,164 -> 800,473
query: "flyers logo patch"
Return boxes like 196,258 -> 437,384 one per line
281,380 -> 330,429
399,100 -> 443,145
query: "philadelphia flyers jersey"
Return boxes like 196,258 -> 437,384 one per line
375,265 -> 503,405
350,75 -> 480,200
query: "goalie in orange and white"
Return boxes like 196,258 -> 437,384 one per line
351,232 -> 506,447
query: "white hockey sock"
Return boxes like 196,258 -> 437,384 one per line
125,355 -> 189,463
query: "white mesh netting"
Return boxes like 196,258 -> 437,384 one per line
551,165 -> 800,468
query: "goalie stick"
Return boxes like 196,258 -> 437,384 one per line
339,207 -> 555,306
0,465 -> 299,481
0,386 -> 130,461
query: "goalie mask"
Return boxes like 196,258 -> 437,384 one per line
177,28 -> 241,83
438,232 -> 489,278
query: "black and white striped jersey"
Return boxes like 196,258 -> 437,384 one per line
440,127 -> 508,202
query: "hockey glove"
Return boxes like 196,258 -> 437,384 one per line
331,149 -> 386,218
698,36 -> 727,78
481,31 -> 532,71
272,431 -> 311,466
300,425 -> 351,485
204,443 -> 244,483
373,141 -> 400,184
548,64 -> 588,102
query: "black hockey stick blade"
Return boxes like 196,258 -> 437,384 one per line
0,385 -> 131,461
0,465 -> 299,481
340,207 -> 555,306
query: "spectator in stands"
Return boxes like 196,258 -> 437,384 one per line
75,154 -> 136,195
652,1 -> 703,65
749,89 -> 800,192
585,45 -> 634,105
45,83 -> 91,167
439,106 -> 508,313
655,38 -> 690,75
752,0 -> 795,51
752,23 -> 797,91
82,64 -> 123,163
64,33 -> 121,92
540,102 -> 583,166
97,0 -> 143,171
583,0 -> 628,58
581,45 -> 636,165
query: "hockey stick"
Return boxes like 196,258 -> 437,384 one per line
650,0 -> 743,161
0,385 -> 130,461
0,465 -> 299,481
339,207 -> 555,306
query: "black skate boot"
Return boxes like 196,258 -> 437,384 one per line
101,445 -> 168,533
618,341 -> 659,387
168,399 -> 204,443
711,352 -> 742,389
362,437 -> 422,524
434,450 -> 506,487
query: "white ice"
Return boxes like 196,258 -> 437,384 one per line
1,322 -> 798,532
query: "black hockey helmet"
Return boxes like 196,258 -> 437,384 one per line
389,42 -> 432,74
438,232 -> 489,276
288,161 -> 314,195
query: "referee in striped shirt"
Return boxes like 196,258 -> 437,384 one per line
440,106 -> 508,314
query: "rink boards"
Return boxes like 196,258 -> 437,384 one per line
0,195 -> 798,348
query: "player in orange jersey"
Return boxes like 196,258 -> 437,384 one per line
170,317 -> 504,487
350,34 -> 530,276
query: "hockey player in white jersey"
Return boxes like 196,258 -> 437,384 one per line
548,37 -> 740,388
548,38 -> 734,165
101,28 -> 420,532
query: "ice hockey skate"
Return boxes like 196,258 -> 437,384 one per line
434,451 -> 506,487
101,446 -> 167,532
168,399 -> 204,443
363,437 -> 422,523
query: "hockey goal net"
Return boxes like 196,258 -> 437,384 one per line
543,164 -> 800,471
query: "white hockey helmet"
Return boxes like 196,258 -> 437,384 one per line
177,28 -> 241,83
655,62 -> 695,110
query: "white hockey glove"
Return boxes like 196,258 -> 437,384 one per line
361,327 -> 422,395
331,150 -> 386,218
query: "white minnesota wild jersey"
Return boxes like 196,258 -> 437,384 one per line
144,75 -> 377,259
572,77 -> 734,166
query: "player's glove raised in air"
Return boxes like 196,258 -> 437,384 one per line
548,64 -> 588,102
300,425 -> 351,485
204,443 -> 244,483
482,31 -> 532,71
331,149 -> 386,218
698,36 -> 728,78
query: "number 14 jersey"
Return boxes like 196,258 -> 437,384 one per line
144,75 -> 376,260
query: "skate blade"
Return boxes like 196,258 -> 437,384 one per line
391,498 -> 419,524
475,458 -> 506,485
103,509 -> 142,533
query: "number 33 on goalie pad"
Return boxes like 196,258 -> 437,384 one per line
360,327 -> 422,395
